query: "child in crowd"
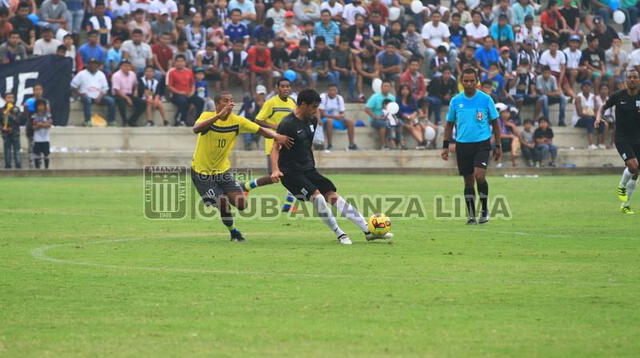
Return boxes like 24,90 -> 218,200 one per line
31,99 -> 53,169
139,66 -> 168,126
382,99 -> 404,150
2,92 -> 21,169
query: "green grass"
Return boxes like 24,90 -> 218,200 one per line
1,174 -> 639,357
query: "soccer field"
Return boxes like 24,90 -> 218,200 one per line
1,174 -> 639,357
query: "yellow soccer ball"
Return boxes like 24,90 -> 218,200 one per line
368,213 -> 391,236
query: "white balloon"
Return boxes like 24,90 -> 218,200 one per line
410,0 -> 424,14
389,7 -> 401,22
613,10 -> 626,24
424,126 -> 436,141
372,78 -> 383,93
387,102 -> 399,115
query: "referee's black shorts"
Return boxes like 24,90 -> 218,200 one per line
281,169 -> 337,201
615,141 -> 640,162
455,139 -> 491,176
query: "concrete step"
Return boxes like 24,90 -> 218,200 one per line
2,124 -> 602,153
66,100 -> 574,127
1,125 -> 602,154
2,148 -> 621,171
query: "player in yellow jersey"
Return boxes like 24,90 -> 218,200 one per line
191,92 -> 293,242
241,77 -> 299,211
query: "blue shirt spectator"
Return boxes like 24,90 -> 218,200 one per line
105,46 -> 123,74
79,43 -> 107,65
225,22 -> 249,43
490,23 -> 514,45
366,92 -> 396,120
314,21 -> 340,47
474,45 -> 499,71
511,0 -> 535,25
228,0 -> 256,26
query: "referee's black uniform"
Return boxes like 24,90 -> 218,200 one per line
276,112 -> 337,200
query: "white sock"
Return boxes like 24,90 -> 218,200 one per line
334,196 -> 369,232
313,195 -> 345,238
619,168 -> 632,188
625,179 -> 637,207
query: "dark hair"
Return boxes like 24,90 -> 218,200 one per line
87,30 -> 99,37
144,65 -> 155,71
264,17 -> 274,27
56,45 -> 66,52
256,37 -> 268,44
339,37 -> 349,45
18,2 -> 30,10
523,119 -> 533,125
276,77 -> 290,87
409,57 -> 421,65
398,84 -> 412,102
174,54 -> 186,61
206,41 -> 215,48
296,89 -> 321,106
539,117 -> 549,123
481,79 -> 493,87
9,30 -> 20,37
541,65 -> 551,72
41,27 -> 53,34
213,91 -> 232,105
327,83 -> 338,89
451,13 -> 461,19
315,36 -> 326,44
462,67 -> 478,79
132,29 -> 143,35
230,8 -> 242,15
471,10 -> 481,17
382,98 -> 393,106
299,39 -> 310,47
35,99 -> 47,108
321,9 -> 331,15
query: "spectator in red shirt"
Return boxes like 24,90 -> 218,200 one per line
166,55 -> 204,125
152,32 -> 174,78
247,37 -> 273,96
367,0 -> 389,24
540,2 -> 570,45
399,58 -> 427,102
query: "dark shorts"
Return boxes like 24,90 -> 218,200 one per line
281,169 -> 337,201
191,169 -> 243,206
575,117 -> 604,134
32,141 -> 50,156
615,141 -> 640,162
455,139 -> 491,176
500,138 -> 513,152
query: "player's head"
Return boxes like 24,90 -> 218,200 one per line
461,68 -> 478,92
625,69 -> 640,90
214,92 -> 234,112
296,89 -> 321,119
276,77 -> 291,98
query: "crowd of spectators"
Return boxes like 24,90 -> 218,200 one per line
1,0 -> 640,167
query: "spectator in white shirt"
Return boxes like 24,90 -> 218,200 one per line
70,58 -> 116,125
539,40 -> 572,100
342,0 -> 367,27
421,11 -> 457,76
33,27 -> 62,56
605,38 -> 628,91
563,35 -> 582,95
149,0 -> 178,20
320,0 -> 343,23
630,23 -> 640,49
465,11 -> 489,48
319,84 -> 358,151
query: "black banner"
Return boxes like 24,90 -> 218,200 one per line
0,55 -> 72,126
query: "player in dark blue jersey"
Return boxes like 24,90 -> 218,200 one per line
441,68 -> 502,225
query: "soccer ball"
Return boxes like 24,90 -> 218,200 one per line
368,213 -> 392,236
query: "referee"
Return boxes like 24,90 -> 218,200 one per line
595,69 -> 640,214
441,68 -> 502,225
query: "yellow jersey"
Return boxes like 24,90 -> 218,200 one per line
191,111 -> 260,175
256,95 -> 296,154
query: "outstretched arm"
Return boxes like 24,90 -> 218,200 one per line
257,127 -> 294,149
